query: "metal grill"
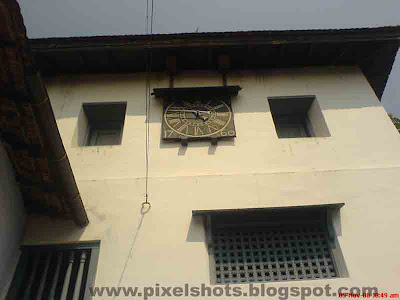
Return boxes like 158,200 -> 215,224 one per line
212,225 -> 337,284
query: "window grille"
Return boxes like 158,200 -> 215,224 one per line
201,204 -> 344,284
6,242 -> 99,300
213,225 -> 336,284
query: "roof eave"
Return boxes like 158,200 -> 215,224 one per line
30,26 -> 400,100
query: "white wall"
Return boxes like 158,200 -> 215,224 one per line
41,66 -> 400,181
23,65 -> 400,299
0,140 -> 25,300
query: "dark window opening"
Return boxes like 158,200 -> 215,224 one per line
268,96 -> 330,138
273,115 -> 312,138
82,102 -> 126,146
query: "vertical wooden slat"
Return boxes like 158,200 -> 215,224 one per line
22,252 -> 40,300
36,252 -> 52,300
60,251 -> 74,300
6,243 -> 99,300
84,248 -> 99,300
48,252 -> 63,300
72,251 -> 87,300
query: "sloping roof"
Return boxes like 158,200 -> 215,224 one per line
30,26 -> 400,43
30,26 -> 400,99
0,0 -> 88,226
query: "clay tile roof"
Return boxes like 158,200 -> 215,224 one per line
0,0 -> 88,226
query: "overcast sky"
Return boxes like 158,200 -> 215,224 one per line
19,0 -> 400,116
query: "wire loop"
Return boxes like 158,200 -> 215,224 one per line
141,201 -> 151,214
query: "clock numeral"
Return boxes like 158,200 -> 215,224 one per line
220,130 -> 235,137
213,104 -> 225,110
164,130 -> 174,138
177,123 -> 188,134
216,112 -> 229,117
194,126 -> 204,136
168,118 -> 180,125
172,121 -> 182,128
207,124 -> 218,133
213,118 -> 226,126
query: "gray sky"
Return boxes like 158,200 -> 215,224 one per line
19,0 -> 400,115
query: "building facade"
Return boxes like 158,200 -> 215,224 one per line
2,5 -> 400,299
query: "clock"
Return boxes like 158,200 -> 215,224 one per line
163,98 -> 235,140
153,86 -> 241,143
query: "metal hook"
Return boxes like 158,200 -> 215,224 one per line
141,201 -> 151,214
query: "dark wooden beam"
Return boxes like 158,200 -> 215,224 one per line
279,44 -> 286,58
217,54 -> 230,72
331,44 -> 352,65
42,55 -> 61,74
77,51 -> 89,72
152,85 -> 242,97
107,50 -> 118,72
218,54 -> 230,86
166,55 -> 177,74
244,45 -> 253,69
166,55 -> 176,88
207,48 -> 213,69
307,43 -> 314,58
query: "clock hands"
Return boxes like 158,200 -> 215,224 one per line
193,111 -> 209,122
168,109 -> 210,122
168,109 -> 211,114
197,113 -> 208,122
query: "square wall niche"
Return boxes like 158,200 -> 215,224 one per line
268,96 -> 330,138
78,102 -> 127,146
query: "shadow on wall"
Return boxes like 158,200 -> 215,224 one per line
159,136 -> 235,154
114,202 -> 151,290
22,217 -> 86,244
186,215 -> 206,243
71,106 -> 89,147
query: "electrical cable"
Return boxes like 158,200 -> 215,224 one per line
112,3 -> 154,296
144,0 -> 154,205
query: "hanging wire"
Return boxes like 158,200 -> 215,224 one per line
145,0 -> 149,35
113,4 -> 154,294
144,0 -> 154,204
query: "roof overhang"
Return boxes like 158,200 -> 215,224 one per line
0,0 -> 88,226
30,26 -> 400,99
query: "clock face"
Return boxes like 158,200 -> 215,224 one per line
163,98 -> 236,140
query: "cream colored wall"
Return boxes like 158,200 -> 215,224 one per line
23,65 -> 400,299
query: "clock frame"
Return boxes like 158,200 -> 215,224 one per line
163,97 -> 235,141
153,86 -> 241,143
